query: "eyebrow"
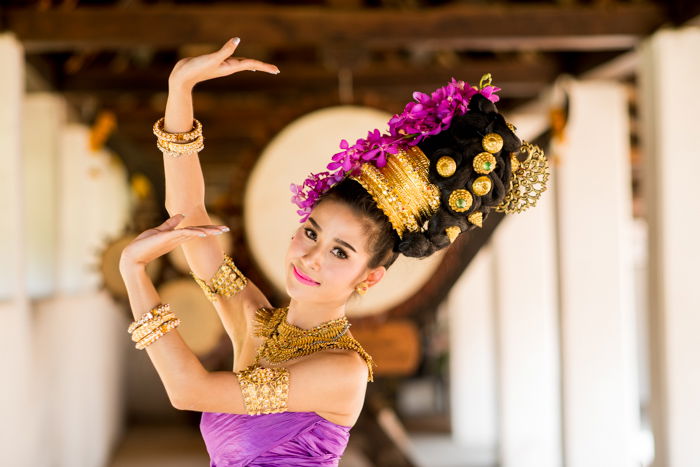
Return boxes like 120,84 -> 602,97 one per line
308,217 -> 357,253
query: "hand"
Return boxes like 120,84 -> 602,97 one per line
120,214 -> 229,268
169,37 -> 280,89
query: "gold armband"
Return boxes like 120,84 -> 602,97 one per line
236,364 -> 290,415
190,253 -> 248,303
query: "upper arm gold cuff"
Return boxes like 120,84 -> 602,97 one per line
190,253 -> 248,303
235,364 -> 290,415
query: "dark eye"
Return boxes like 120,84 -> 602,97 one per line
332,247 -> 348,259
304,228 -> 348,260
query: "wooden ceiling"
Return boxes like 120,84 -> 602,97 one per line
4,0 -> 694,207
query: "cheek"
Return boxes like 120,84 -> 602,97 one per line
287,232 -> 309,257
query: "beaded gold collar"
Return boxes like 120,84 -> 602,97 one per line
252,306 -> 375,382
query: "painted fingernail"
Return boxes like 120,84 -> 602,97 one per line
214,231 -> 223,235
232,37 -> 240,45
222,227 -> 230,232
198,233 -> 207,237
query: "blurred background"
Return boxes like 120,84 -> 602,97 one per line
1,1 -> 699,466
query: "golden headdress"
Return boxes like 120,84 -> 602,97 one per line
290,74 -> 549,248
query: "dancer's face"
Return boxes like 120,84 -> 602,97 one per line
284,199 -> 385,304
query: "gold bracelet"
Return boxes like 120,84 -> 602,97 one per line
236,364 -> 290,415
135,318 -> 181,350
128,303 -> 171,334
156,134 -> 204,157
131,312 -> 177,342
152,117 -> 202,143
190,253 -> 248,303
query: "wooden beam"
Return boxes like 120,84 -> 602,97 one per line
55,58 -> 558,97
5,4 -> 665,52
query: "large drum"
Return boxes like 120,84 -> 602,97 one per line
244,106 -> 445,318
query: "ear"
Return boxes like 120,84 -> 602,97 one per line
364,266 -> 386,287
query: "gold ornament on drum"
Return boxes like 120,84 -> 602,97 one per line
473,152 -> 496,175
436,156 -> 457,178
472,176 -> 492,196
448,189 -> 473,212
482,133 -> 504,153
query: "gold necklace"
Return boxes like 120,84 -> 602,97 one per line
252,305 -> 375,382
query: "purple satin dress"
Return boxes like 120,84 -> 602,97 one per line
200,410 -> 352,466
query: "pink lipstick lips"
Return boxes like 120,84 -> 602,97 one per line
292,264 -> 320,286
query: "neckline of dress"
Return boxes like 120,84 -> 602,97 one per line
208,410 -> 353,430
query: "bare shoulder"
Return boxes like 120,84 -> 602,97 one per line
284,349 -> 369,427
301,350 -> 370,402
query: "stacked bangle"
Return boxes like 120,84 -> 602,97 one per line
131,311 -> 177,342
128,303 -> 181,350
135,318 -> 181,350
153,117 -> 202,142
128,303 -> 170,334
153,116 -> 204,157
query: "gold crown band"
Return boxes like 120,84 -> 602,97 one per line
349,135 -> 547,243
350,145 -> 440,239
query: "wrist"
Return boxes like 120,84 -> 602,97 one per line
119,257 -> 147,275
168,77 -> 194,94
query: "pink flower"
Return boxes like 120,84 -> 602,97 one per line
290,75 -> 502,219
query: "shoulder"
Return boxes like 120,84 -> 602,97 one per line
284,350 -> 369,419
288,349 -> 368,386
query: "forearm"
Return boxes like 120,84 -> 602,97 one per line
163,80 -> 206,213
120,260 -> 207,406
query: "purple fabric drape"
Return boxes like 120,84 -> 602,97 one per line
200,410 -> 352,466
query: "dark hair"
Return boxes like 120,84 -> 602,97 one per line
318,94 -> 520,264
401,94 -> 520,258
316,178 -> 401,271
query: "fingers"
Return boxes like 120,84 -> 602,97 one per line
175,225 -> 230,238
157,213 -> 185,231
224,57 -> 279,74
217,37 -> 240,58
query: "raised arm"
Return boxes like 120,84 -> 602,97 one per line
162,35 -> 282,281
158,38 -> 280,363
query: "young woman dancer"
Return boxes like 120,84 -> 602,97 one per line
119,37 -> 547,466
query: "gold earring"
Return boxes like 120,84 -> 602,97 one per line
355,281 -> 369,295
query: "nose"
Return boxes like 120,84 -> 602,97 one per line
300,242 -> 322,271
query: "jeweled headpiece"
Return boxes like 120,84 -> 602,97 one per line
290,74 -> 549,248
